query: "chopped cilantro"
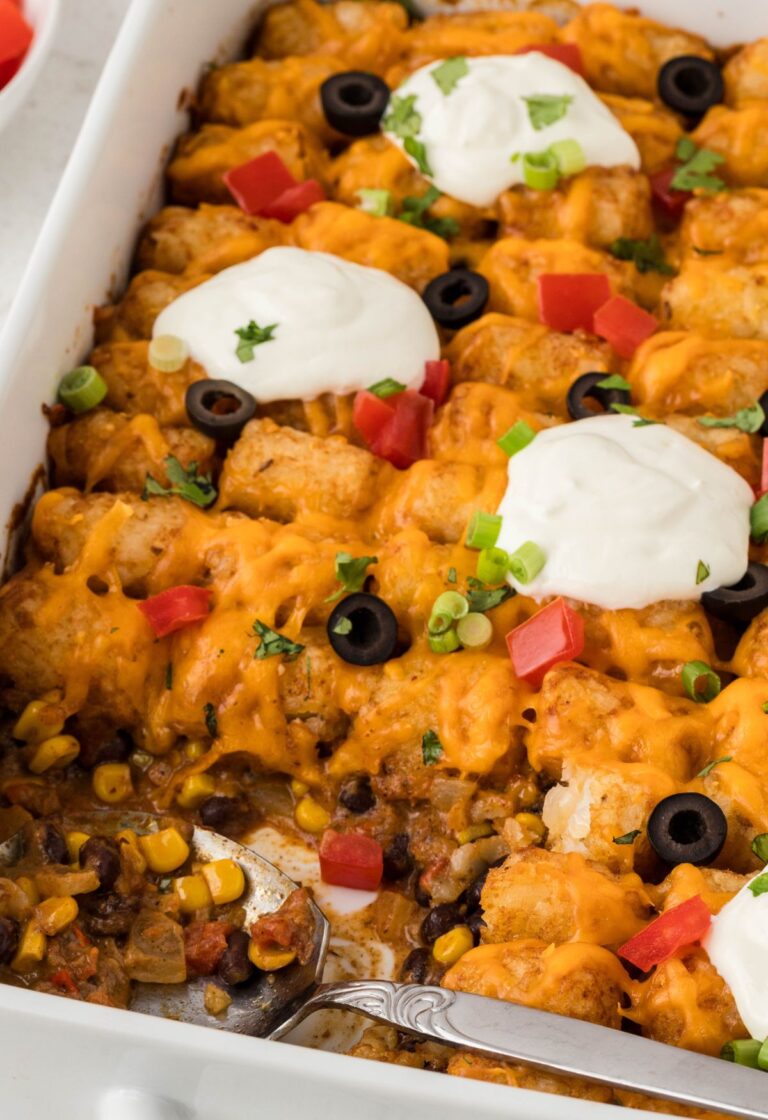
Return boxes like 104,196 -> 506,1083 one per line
447,567 -> 457,584
235,320 -> 278,363
253,620 -> 304,660
326,552 -> 378,602
696,560 -> 710,586
698,401 -> 765,434
609,235 -> 676,276
333,618 -> 353,636
596,374 -> 632,391
165,662 -> 173,691
523,93 -> 573,131
752,833 -> 768,861
142,456 -> 217,508
398,185 -> 459,239
613,830 -> 641,845
748,872 -> 768,897
421,729 -> 443,766
692,246 -> 723,257
466,577 -> 514,613
203,702 -> 218,738
671,140 -> 726,193
676,137 -> 697,162
697,755 -> 732,779
610,403 -> 639,416
431,56 -> 469,96
403,136 -> 433,176
632,417 -> 659,428
763,701 -> 768,715
368,378 -> 405,399
382,94 -> 422,139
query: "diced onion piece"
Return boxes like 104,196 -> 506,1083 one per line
457,612 -> 493,649
58,366 -> 107,413
466,510 -> 502,550
149,334 -> 189,373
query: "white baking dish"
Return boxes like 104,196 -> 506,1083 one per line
0,1 -> 765,1116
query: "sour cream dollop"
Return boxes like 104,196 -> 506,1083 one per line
153,247 -> 440,403
496,414 -> 753,611
383,53 -> 640,208
705,870 -> 768,1041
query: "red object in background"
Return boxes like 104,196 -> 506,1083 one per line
138,585 -> 213,638
618,896 -> 711,972
259,178 -> 325,222
506,598 -> 585,688
353,388 -> 433,470
0,0 -> 32,91
537,273 -> 612,334
223,151 -> 297,215
517,42 -> 585,76
760,440 -> 768,498
352,390 -> 396,446
649,167 -> 692,224
319,830 -> 383,892
421,359 -> 451,406
50,969 -> 79,996
593,295 -> 658,359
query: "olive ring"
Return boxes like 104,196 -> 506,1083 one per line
327,592 -> 399,666
320,71 -> 391,137
185,379 -> 257,442
422,269 -> 489,330
647,793 -> 727,867
702,562 -> 768,624
657,55 -> 724,117
566,372 -> 631,421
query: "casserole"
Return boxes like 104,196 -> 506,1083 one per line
2,1 -> 768,1117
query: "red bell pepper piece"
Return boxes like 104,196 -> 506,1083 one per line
517,42 -> 585,76
260,179 -> 325,223
506,598 -> 585,689
373,389 -> 434,469
760,440 -> 768,499
421,359 -> 451,406
353,390 -> 396,447
223,150 -> 298,216
649,167 -> 691,224
618,896 -> 711,972
0,0 -> 32,64
50,969 -> 79,997
319,830 -> 383,892
593,295 -> 658,359
537,273 -> 612,334
138,585 -> 213,638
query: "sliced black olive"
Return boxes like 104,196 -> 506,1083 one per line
0,917 -> 19,965
199,794 -> 240,829
218,929 -> 255,986
383,833 -> 414,881
327,592 -> 398,666
185,379 -> 257,443
422,269 -> 489,330
647,793 -> 727,867
702,563 -> 768,624
566,372 -> 631,421
338,775 -> 375,814
320,71 -> 390,137
420,902 -> 463,945
80,836 -> 121,891
657,56 -> 724,118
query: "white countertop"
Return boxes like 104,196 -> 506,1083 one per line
0,0 -> 130,331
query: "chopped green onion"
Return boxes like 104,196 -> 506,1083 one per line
148,335 -> 189,373
466,510 -> 502,550
696,560 -> 710,585
428,613 -> 452,635
751,833 -> 768,861
750,873 -> 768,899
751,494 -> 768,543
432,591 -> 469,621
613,830 -> 641,846
58,366 -> 108,413
548,138 -> 586,177
522,150 -> 559,191
508,541 -> 546,585
456,612 -> 493,649
356,188 -> 392,217
333,618 -> 353,636
368,378 -> 405,399
497,420 -> 536,458
721,1040 -> 762,1067
429,628 -> 461,654
477,547 -> 510,585
681,660 -> 721,703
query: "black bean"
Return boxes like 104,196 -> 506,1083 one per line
218,929 -> 255,986
0,917 -> 19,965
199,795 -> 240,829
39,823 -> 68,864
78,729 -> 133,771
382,834 -> 414,882
464,868 -> 490,915
399,947 -> 439,985
80,836 -> 121,891
466,910 -> 486,946
420,903 -> 463,945
338,775 -> 375,814
414,881 -> 431,909
79,892 -> 139,937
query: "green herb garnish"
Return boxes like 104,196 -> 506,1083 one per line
749,872 -> 768,897
447,567 -> 457,584
696,560 -> 710,585
356,188 -> 393,217
613,830 -> 641,845
466,577 -> 514,613
698,401 -> 765,434
253,620 -> 304,660
398,185 -> 459,239
431,56 -> 469,96
523,93 -> 573,131
333,618 -> 353,636
404,136 -> 433,176
671,139 -> 726,193
368,378 -> 405,398
752,833 -> 768,861
596,374 -> 632,391
165,662 -> 173,691
203,702 -> 218,738
609,235 -> 676,276
382,94 -> 422,139
697,755 -> 732,779
692,246 -> 723,257
143,456 -> 217,508
421,729 -> 444,766
326,552 -> 378,602
235,320 -> 278,363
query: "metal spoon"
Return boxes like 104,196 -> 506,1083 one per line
3,817 -> 767,1120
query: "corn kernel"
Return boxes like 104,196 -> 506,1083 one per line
248,942 -> 296,971
28,734 -> 80,775
184,738 -> 208,761
174,873 -> 213,914
294,795 -> 330,834
11,921 -> 46,973
515,812 -> 546,842
456,822 -> 495,846
34,896 -> 79,936
201,858 -> 245,905
16,876 -> 39,906
12,698 -> 64,745
139,827 -> 190,874
65,831 -> 90,862
93,762 -> 133,804
176,774 -> 217,810
432,925 -> 474,966
290,779 -> 309,797
116,829 -> 147,873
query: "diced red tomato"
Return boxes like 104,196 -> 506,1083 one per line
537,274 -> 612,334
184,920 -> 233,976
421,359 -> 451,407
593,295 -> 658,359
0,0 -> 32,64
649,167 -> 691,224
137,585 -> 213,638
517,42 -> 585,76
506,598 -> 585,689
760,440 -> 768,498
353,390 -> 396,447
319,830 -> 383,892
0,52 -> 21,89
223,150 -> 297,216
373,389 -> 434,469
618,896 -> 711,972
260,179 -> 325,223
49,969 -> 79,996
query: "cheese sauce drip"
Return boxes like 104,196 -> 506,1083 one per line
496,414 -> 753,610
383,53 -> 640,208
705,869 -> 768,1041
153,247 -> 440,403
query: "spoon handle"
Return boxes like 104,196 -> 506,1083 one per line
290,980 -> 768,1120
